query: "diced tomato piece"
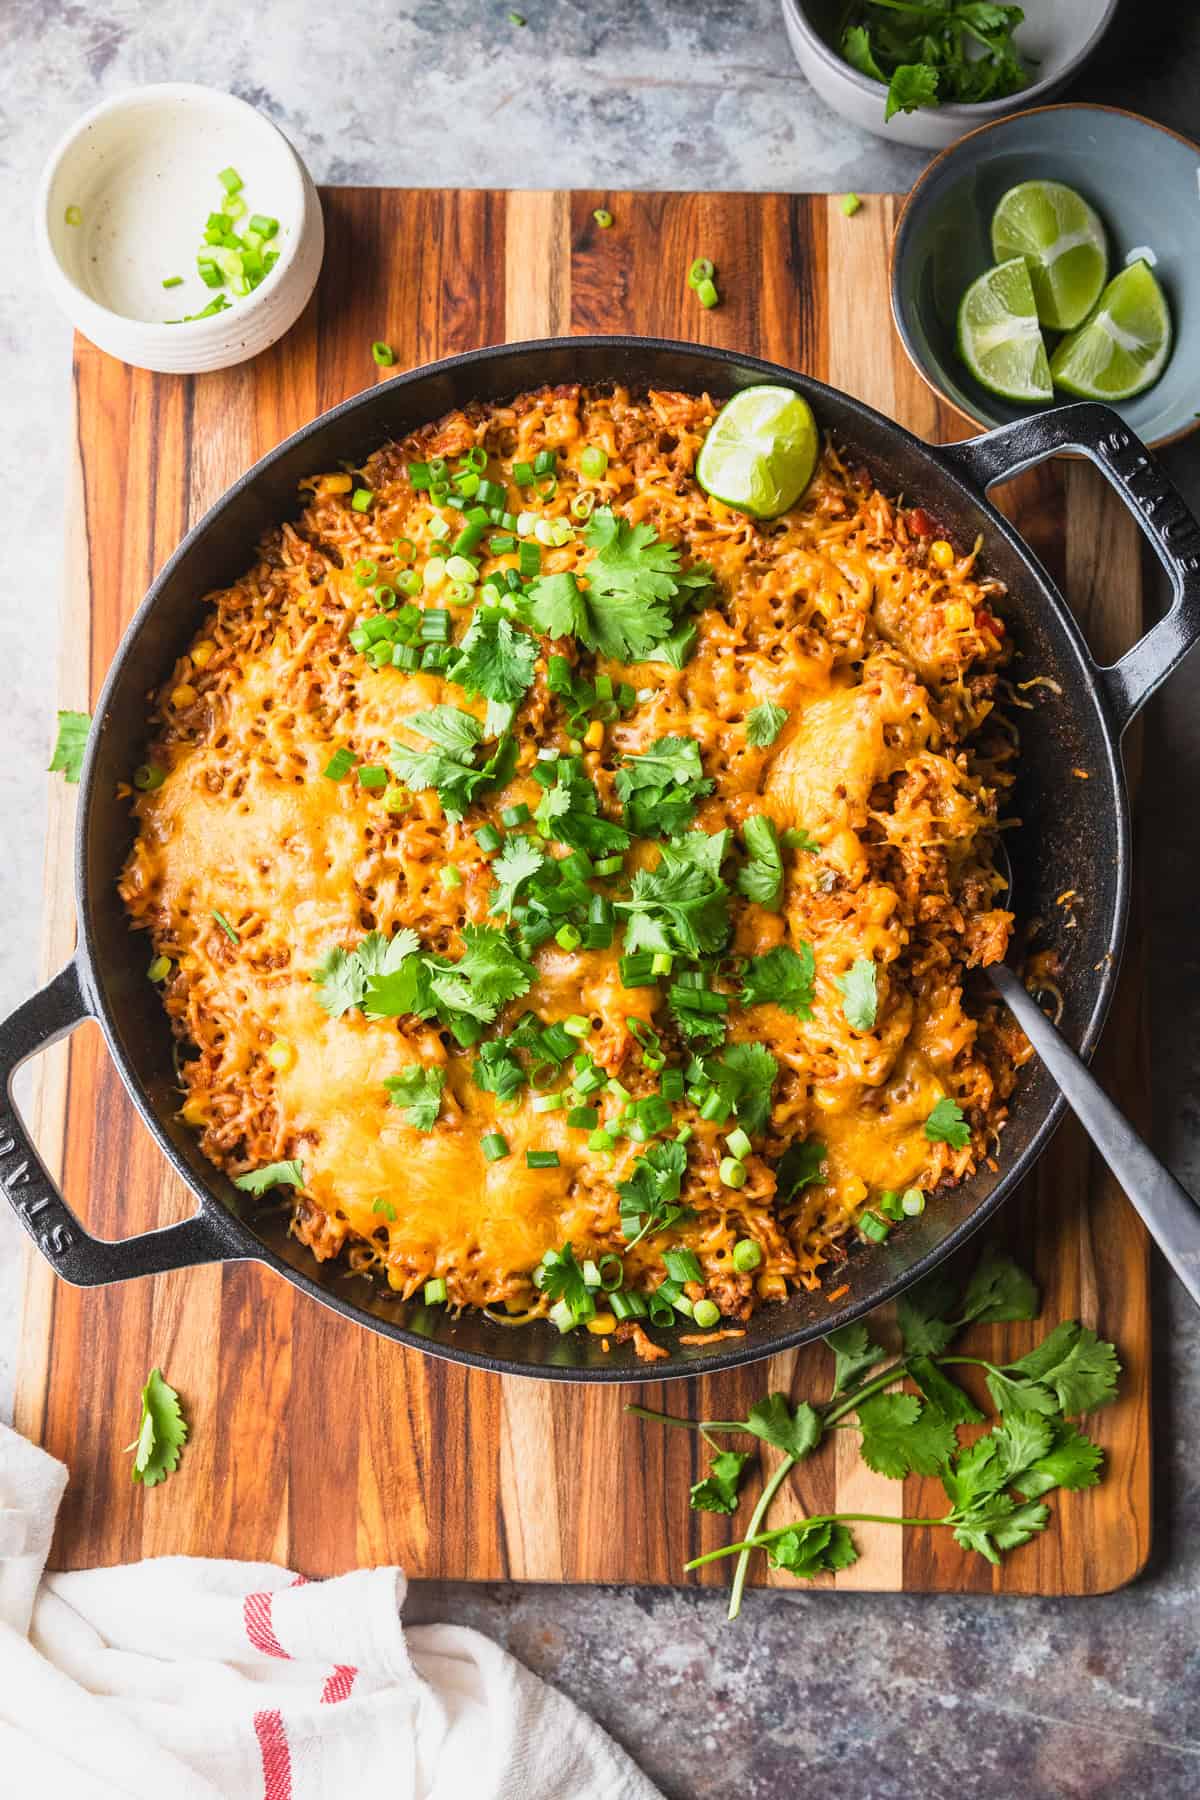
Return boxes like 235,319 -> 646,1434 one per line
975,607 -> 1004,635
908,507 -> 937,538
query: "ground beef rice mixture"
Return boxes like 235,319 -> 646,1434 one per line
120,383 -> 1029,1347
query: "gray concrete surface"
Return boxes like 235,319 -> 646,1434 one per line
2,4 -> 1199,1795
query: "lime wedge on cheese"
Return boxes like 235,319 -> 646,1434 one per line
695,386 -> 819,518
956,258 -> 1053,405
1049,260 -> 1173,401
990,179 -> 1108,331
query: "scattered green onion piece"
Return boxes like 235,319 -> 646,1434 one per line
841,193 -> 862,217
162,275 -> 184,289
357,764 -> 388,789
147,954 -> 171,983
133,763 -> 166,791
197,258 -> 224,289
688,258 -> 715,289
594,854 -> 624,878
474,823 -> 503,853
211,909 -> 240,944
323,747 -> 357,781
648,1291 -> 676,1329
725,1127 -> 753,1163
649,952 -> 673,977
224,194 -> 246,221
593,208 -> 613,229
527,1149 -> 560,1170
549,1299 -> 575,1333
573,1065 -> 607,1097
551,924 -> 578,950
700,1090 -> 732,1125
218,166 -> 243,195
619,952 -> 657,989
695,277 -> 719,309
64,204 -> 82,226
532,1093 -> 566,1113
663,1247 -> 702,1285
596,1254 -> 623,1292
372,340 -> 395,366
568,1105 -> 599,1131
563,1014 -> 591,1038
732,1238 -> 762,1273
249,213 -> 279,239
901,1188 -> 926,1216
580,445 -> 609,479
692,1299 -> 721,1329
660,1069 -> 684,1102
588,1128 -> 615,1152
452,521 -> 487,557
512,460 -> 535,486
424,1277 -> 448,1304
501,803 -> 530,827
351,487 -> 374,512
420,608 -> 450,641
718,1156 -> 747,1189
858,1209 -> 890,1242
518,542 -> 541,577
481,1131 -> 510,1163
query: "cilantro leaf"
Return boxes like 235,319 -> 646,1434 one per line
472,1036 -> 528,1102
837,957 -> 878,1031
406,704 -> 483,755
1013,1420 -> 1105,1501
983,1366 -> 1061,1419
312,946 -> 366,1018
840,23 -> 886,83
709,1042 -> 778,1135
667,984 -> 730,1050
614,736 -> 713,839
739,943 -> 815,1018
617,1139 -> 693,1247
449,610 -> 538,708
855,1392 -> 957,1479
736,814 -> 784,911
522,571 -> 590,642
618,830 -> 731,960
425,924 -> 535,1023
49,710 -> 91,784
690,1449 -> 751,1515
746,1393 -> 823,1461
390,707 -> 513,821
522,510 -> 711,664
535,758 -> 631,855
885,61 -> 941,121
234,1159 -> 305,1194
489,837 -> 546,917
908,1354 -> 984,1426
537,1242 -> 596,1327
896,1268 -> 960,1357
126,1367 -> 188,1488
925,1095 -> 971,1148
357,928 -> 421,975
825,1320 -> 888,1395
950,1495 -> 1049,1565
1005,1321 -> 1121,1417
774,1137 -> 827,1201
746,702 -> 788,748
382,1064 -> 446,1131
959,1246 -> 1039,1325
768,1518 -> 858,1579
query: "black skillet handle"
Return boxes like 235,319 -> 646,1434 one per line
940,402 -> 1200,735
0,960 -> 240,1286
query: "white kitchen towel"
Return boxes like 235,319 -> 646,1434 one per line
0,1422 -> 661,1800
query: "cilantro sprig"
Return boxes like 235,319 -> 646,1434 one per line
389,705 -> 516,821
841,3 -> 1030,124
125,1367 -> 189,1488
628,1248 -> 1120,1619
314,924 -> 534,1045
49,709 -> 91,784
617,829 -> 731,960
614,736 -> 713,839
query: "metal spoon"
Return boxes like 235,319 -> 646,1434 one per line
991,841 -> 1200,1308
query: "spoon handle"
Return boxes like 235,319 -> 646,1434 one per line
990,963 -> 1200,1309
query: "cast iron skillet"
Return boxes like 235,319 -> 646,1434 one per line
3,337 -> 1199,1383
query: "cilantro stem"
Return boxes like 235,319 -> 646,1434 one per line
688,1511 -> 948,1575
726,1454 -> 795,1621
822,1357 -> 912,1423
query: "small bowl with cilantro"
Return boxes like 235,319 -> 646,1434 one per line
780,0 -> 1118,150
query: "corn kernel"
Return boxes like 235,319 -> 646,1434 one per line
180,1096 -> 207,1127
320,473 -> 354,495
170,684 -> 196,709
586,1312 -> 617,1335
583,719 -> 605,750
930,539 -> 954,569
190,640 -> 215,668
266,1039 -> 295,1072
756,1272 -> 788,1301
945,601 -> 973,629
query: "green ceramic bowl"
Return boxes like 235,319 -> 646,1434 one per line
891,104 -> 1200,450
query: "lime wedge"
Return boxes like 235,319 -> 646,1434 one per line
695,386 -> 819,517
990,179 -> 1107,331
956,258 -> 1053,405
1050,260 -> 1173,402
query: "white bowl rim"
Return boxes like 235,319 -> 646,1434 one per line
36,81 -> 310,340
781,0 -> 1121,119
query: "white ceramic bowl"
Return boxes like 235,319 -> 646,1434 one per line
780,0 -> 1120,151
36,83 -> 324,374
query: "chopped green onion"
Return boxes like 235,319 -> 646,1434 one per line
663,1247 -> 702,1285
197,257 -> 225,288
147,955 -> 171,983
718,1156 -> 747,1189
593,854 -> 624,878
501,803 -> 531,827
162,275 -> 184,289
357,764 -> 388,789
218,166 -> 243,195
593,209 -> 613,229
568,1105 -> 599,1131
372,341 -> 395,366
481,1131 -> 510,1163
688,258 -> 715,289
695,277 -> 719,309
64,204 -> 82,226
700,1090 -> 732,1124
512,460 -> 535,486
531,1093 -> 565,1113
351,487 -> 374,512
323,747 -> 357,781
420,608 -> 450,641
438,865 -> 463,890
619,952 -> 657,989
563,1014 -> 590,1038
474,823 -> 503,853
533,449 -> 557,475
518,542 -> 541,577
732,1238 -> 762,1273
841,193 -> 862,218
249,214 -> 279,239
901,1188 -> 926,1216
133,763 -> 167,791
650,952 -> 673,977
610,1289 -> 648,1320
692,1298 -> 721,1329
660,1069 -> 684,1102
211,909 -> 240,944
648,1291 -> 676,1329
424,1277 -> 448,1304
526,1149 -> 560,1169
858,1210 -> 890,1242
725,1127 -> 753,1163
588,1128 -> 615,1152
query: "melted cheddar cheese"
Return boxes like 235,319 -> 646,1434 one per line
120,385 -> 1024,1330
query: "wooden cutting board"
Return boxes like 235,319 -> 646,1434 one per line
18,189 -> 1152,1594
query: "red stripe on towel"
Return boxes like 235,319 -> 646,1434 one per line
321,1664 -> 357,1705
253,1709 -> 292,1800
244,1590 -> 290,1659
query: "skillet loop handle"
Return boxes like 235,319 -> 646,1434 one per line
940,402 -> 1200,735
0,960 -> 238,1287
